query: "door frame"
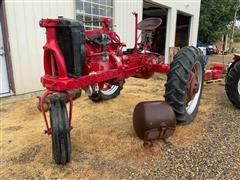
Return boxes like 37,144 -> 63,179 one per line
0,0 -> 15,94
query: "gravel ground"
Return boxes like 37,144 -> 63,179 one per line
153,91 -> 240,179
0,55 -> 239,179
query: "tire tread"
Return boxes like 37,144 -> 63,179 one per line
164,46 -> 204,124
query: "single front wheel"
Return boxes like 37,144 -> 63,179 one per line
49,96 -> 71,165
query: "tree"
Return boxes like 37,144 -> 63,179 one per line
233,27 -> 240,41
198,0 -> 239,43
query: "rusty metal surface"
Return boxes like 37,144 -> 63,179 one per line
37,89 -> 81,112
186,65 -> 199,104
138,18 -> 162,31
133,101 -> 176,142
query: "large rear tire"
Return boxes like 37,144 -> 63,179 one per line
225,60 -> 240,108
49,96 -> 71,165
165,46 -> 204,124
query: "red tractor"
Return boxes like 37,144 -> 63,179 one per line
225,54 -> 240,108
39,13 -> 204,165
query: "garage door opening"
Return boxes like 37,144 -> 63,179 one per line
175,12 -> 191,48
143,1 -> 168,55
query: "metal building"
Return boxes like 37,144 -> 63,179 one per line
0,0 -> 201,96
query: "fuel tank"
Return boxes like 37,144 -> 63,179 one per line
133,101 -> 176,141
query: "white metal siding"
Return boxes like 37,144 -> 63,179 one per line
4,0 -> 201,95
158,0 -> 201,47
5,1 -> 75,95
113,0 -> 200,63
113,0 -> 143,49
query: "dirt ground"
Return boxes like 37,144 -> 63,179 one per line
0,55 -> 239,179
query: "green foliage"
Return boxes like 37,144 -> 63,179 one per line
233,27 -> 240,41
198,0 -> 239,43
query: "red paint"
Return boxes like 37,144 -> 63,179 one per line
204,65 -> 225,81
40,90 -> 73,135
39,13 -> 170,133
204,70 -> 213,81
40,15 -> 169,92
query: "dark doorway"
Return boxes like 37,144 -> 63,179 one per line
175,12 -> 191,48
143,1 -> 168,55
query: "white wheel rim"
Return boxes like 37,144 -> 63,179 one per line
100,85 -> 119,95
186,61 -> 203,115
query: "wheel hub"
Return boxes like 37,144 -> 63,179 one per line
186,66 -> 199,103
102,83 -> 112,91
185,61 -> 203,115
100,83 -> 119,95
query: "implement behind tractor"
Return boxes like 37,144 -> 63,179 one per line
38,13 -> 204,165
225,54 -> 240,108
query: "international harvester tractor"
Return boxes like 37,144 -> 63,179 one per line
39,13 -> 204,165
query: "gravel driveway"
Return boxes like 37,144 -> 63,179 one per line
0,73 -> 239,179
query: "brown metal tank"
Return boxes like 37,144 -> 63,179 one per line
133,101 -> 176,141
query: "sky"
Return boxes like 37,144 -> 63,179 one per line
236,20 -> 240,27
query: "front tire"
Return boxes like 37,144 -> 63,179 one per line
49,96 -> 71,165
225,61 -> 240,108
165,46 -> 204,124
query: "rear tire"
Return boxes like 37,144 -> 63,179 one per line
49,96 -> 71,165
89,82 -> 124,102
164,46 -> 204,124
225,61 -> 240,108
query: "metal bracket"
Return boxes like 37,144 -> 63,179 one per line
40,90 -> 73,135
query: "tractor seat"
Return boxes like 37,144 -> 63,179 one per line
138,18 -> 162,31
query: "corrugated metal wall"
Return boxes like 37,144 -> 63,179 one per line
5,1 -> 75,95
113,0 -> 143,49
